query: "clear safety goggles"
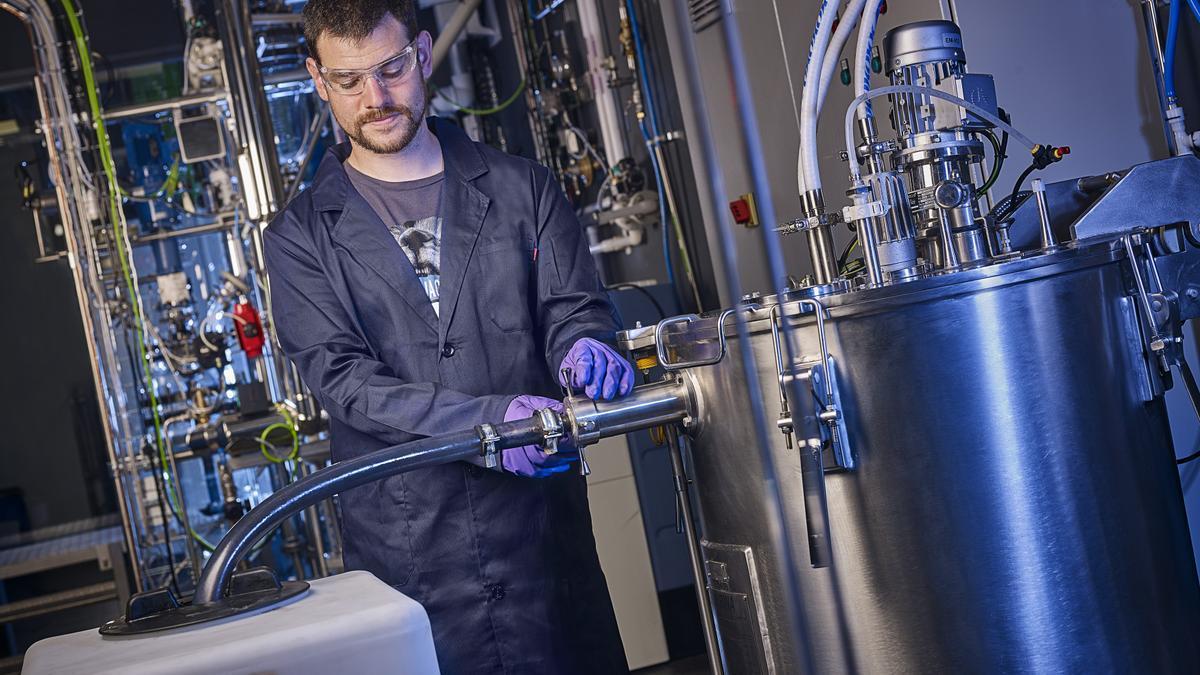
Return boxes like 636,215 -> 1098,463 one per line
317,38 -> 419,96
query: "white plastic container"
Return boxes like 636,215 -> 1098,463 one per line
22,571 -> 441,675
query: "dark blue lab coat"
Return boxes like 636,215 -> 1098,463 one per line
263,118 -> 628,674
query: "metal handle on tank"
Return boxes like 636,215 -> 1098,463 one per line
770,297 -> 849,568
655,305 -> 758,371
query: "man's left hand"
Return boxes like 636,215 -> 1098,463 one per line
559,338 -> 634,400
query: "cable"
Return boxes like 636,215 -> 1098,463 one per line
627,0 -> 697,307
1166,0 -> 1182,104
837,236 -> 859,274
259,422 -> 299,463
606,282 -> 666,320
1005,163 -> 1038,217
61,0 -> 212,554
978,129 -> 1005,195
434,77 -> 527,116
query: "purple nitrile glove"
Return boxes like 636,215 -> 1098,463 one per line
558,337 -> 635,401
501,395 -> 579,478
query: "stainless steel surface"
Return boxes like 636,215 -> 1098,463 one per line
566,378 -> 693,447
670,244 -> 1200,672
1071,155 -> 1200,242
663,5 -> 823,667
882,19 -> 964,70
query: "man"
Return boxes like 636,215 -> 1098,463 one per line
263,1 -> 635,672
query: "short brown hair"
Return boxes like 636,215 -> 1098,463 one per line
302,0 -> 419,61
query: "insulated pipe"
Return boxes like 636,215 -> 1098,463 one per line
854,0 -> 884,121
431,0 -> 484,73
816,0 -> 869,115
798,0 -> 839,196
196,418 -> 547,604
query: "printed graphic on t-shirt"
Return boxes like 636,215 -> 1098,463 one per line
387,215 -> 442,316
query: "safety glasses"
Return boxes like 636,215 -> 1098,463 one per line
317,38 -> 420,96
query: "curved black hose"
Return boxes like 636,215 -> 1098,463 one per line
978,129 -> 1005,194
607,282 -> 667,319
194,418 -> 547,604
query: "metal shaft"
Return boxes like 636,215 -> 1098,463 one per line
1032,178 -> 1056,248
666,428 -> 724,675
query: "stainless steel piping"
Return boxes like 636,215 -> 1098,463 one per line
666,427 -> 724,675
565,377 -> 692,446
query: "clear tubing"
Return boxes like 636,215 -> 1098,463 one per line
845,84 -> 1037,181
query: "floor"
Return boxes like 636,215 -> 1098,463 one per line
632,654 -> 710,675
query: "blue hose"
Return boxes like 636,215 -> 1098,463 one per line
1167,0 -> 1182,103
1190,0 -> 1200,24
626,0 -> 675,288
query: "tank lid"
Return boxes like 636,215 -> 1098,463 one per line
883,20 -> 965,72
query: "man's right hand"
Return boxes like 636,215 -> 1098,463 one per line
501,395 -> 579,478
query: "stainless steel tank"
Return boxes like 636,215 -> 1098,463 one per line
663,243 -> 1200,672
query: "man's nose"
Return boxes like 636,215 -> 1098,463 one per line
361,73 -> 390,108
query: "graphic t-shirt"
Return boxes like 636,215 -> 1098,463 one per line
345,162 -> 445,316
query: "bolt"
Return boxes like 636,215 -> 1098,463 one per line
1187,288 -> 1199,299
1151,299 -> 1164,312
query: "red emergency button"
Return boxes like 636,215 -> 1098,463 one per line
729,193 -> 759,227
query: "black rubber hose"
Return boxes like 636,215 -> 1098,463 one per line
194,418 -> 547,604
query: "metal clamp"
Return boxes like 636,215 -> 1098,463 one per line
841,200 -> 886,223
537,407 -> 564,455
477,423 -> 501,469
655,307 -> 755,371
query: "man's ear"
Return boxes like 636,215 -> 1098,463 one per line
306,57 -> 329,102
418,30 -> 434,79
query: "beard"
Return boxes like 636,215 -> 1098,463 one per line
338,87 -> 426,155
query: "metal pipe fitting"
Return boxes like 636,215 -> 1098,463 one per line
565,377 -> 694,447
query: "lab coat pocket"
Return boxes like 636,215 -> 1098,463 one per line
476,245 -> 534,334
377,473 -> 417,587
